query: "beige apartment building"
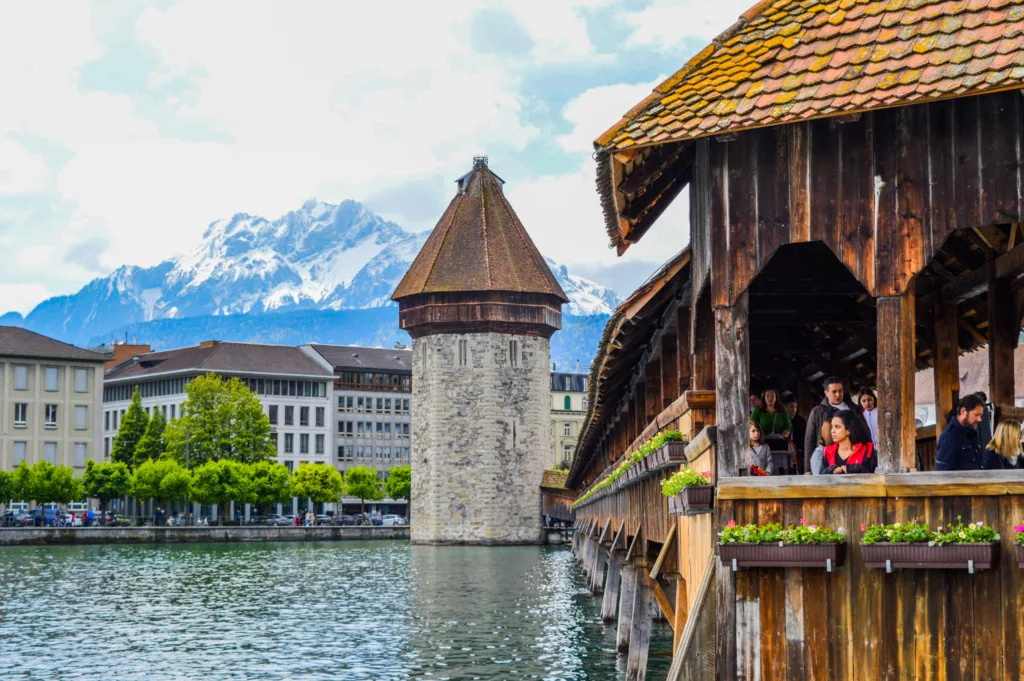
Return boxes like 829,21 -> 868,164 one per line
0,327 -> 107,473
550,371 -> 588,469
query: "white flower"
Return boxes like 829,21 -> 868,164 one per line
837,527 -> 846,534
977,520 -> 984,526
969,523 -> 977,529
959,531 -> 966,539
893,522 -> 901,528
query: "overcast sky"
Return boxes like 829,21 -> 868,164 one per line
0,0 -> 753,314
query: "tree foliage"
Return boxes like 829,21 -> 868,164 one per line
22,461 -> 80,506
165,374 -> 275,466
248,461 -> 293,507
130,459 -> 185,502
160,466 -> 192,502
0,469 -> 13,503
188,459 -> 255,525
383,465 -> 411,502
111,388 -> 149,468
82,460 -> 132,512
134,409 -> 167,466
11,462 -> 32,502
344,465 -> 383,519
291,463 -> 344,506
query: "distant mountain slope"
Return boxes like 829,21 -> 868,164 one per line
11,199 -> 620,348
89,308 -> 608,373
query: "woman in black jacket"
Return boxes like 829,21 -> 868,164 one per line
982,421 -> 1024,470
821,411 -> 877,475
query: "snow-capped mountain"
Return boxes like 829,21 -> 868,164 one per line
8,199 -> 621,346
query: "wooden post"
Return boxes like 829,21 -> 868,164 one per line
933,297 -> 960,426
988,272 -> 1015,409
645,359 -> 662,424
601,556 -> 622,623
673,575 -> 688,654
677,305 -> 692,394
617,563 -> 636,652
714,291 -> 750,480
661,331 -> 680,408
626,575 -> 653,681
716,560 -> 736,681
693,294 -> 715,391
876,287 -> 916,472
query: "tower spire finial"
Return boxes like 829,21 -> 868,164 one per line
473,155 -> 488,169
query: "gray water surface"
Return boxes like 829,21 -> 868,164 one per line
0,541 -> 672,680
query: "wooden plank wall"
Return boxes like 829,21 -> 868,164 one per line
691,90 -> 1024,305
720,494 -> 1024,681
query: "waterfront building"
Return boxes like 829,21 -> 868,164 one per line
567,3 -> 1024,678
0,326 -> 107,473
301,344 -> 412,477
103,340 -> 334,471
392,157 -> 568,545
550,370 -> 587,469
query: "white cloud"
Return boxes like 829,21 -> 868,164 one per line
623,0 -> 754,51
0,283 -> 53,315
0,139 -> 49,194
557,78 -> 664,153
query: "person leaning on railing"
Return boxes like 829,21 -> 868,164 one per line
982,420 -> 1024,470
936,394 -> 985,471
751,388 -> 791,437
820,411 -> 877,475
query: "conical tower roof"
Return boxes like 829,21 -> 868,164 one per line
392,158 -> 568,302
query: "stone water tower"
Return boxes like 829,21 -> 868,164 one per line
391,158 -> 568,545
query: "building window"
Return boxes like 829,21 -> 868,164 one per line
316,407 -> 325,428
376,398 -> 384,412
403,423 -> 409,437
45,404 -> 58,429
284,433 -> 294,453
285,406 -> 294,426
171,404 -> 177,420
74,442 -> 87,467
582,397 -> 588,410
356,446 -> 364,459
14,403 -> 27,427
384,447 -> 391,460
384,423 -> 391,438
75,405 -> 88,430
74,368 -> 89,393
315,434 -> 325,454
509,339 -> 519,367
375,446 -> 382,459
563,444 -> 573,462
564,395 -> 572,410
104,438 -> 110,457
13,441 -> 27,465
300,434 -> 309,454
44,442 -> 57,464
269,405 -> 278,425
563,423 -> 572,437
376,422 -> 383,437
458,339 -> 468,366
403,399 -> 410,414
271,433 -> 278,451
284,460 -> 294,472
14,365 -> 28,391
44,367 -> 59,392
300,407 -> 309,427
564,376 -> 571,391
384,398 -> 391,414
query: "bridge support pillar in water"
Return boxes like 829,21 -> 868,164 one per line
616,565 -> 636,652
588,546 -> 605,595
625,575 -> 653,681
600,558 -> 621,623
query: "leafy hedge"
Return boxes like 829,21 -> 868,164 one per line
571,430 -> 683,508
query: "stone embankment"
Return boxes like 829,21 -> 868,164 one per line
0,525 -> 409,546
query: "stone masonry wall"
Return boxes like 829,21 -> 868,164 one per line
411,332 -> 550,544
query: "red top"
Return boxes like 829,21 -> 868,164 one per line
824,442 -> 873,468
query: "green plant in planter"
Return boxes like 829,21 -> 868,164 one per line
860,517 -> 998,545
660,469 -> 712,497
572,429 -> 685,509
928,517 -> 999,546
719,519 -> 845,545
1015,524 -> 1024,545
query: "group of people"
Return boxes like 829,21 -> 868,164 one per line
746,375 -> 1023,476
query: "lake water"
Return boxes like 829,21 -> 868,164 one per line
0,541 -> 673,680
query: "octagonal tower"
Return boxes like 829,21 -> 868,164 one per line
392,157 -> 568,545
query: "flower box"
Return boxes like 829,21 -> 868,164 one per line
1017,544 -> 1024,568
719,542 -> 845,571
861,542 -> 998,573
649,441 -> 687,470
668,486 -> 714,516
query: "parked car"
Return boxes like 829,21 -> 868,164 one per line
338,514 -> 358,526
264,514 -> 290,526
381,514 -> 405,526
105,513 -> 131,527
1,510 -> 33,527
29,508 -> 60,527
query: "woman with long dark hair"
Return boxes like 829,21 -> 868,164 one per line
821,410 -> 877,474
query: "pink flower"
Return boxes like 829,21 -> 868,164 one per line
860,523 -> 866,532
800,518 -> 807,525
808,525 -> 818,531
727,520 -> 737,528
1015,525 -> 1024,533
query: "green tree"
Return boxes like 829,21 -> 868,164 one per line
344,465 -> 383,522
0,469 -> 13,504
292,463 -> 344,520
11,461 -> 32,502
111,388 -> 149,468
82,460 -> 131,515
249,461 -> 293,513
160,466 -> 192,506
165,374 -> 275,466
130,459 -> 182,504
134,409 -> 167,466
26,461 -> 80,506
383,465 -> 411,502
188,459 -> 255,525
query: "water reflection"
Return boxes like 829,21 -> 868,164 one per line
0,542 -> 671,680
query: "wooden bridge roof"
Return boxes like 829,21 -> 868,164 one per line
594,0 -> 1024,253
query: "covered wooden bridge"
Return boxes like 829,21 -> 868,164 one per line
566,1 -> 1024,680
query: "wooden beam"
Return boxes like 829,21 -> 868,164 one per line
988,268 -> 1015,407
611,520 -> 627,552
677,304 -> 692,394
717,471 -> 1024,499
932,297 -> 961,425
650,579 -> 676,627
625,523 -> 642,561
714,291 -> 750,480
661,330 -> 680,409
649,524 -> 677,581
941,242 -> 1024,302
876,288 -> 916,472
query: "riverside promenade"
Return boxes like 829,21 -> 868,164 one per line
0,525 -> 409,546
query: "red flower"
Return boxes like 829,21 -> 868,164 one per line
799,518 -> 807,525
727,519 -> 737,528
860,523 -> 866,532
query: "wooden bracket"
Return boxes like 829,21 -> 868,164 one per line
650,580 -> 676,627
649,524 -> 677,581
611,521 -> 627,553
598,518 -> 612,546
625,523 -> 643,562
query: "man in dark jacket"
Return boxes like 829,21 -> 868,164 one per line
936,393 -> 986,470
803,376 -> 871,473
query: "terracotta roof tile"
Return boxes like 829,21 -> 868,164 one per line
597,0 -> 1024,151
